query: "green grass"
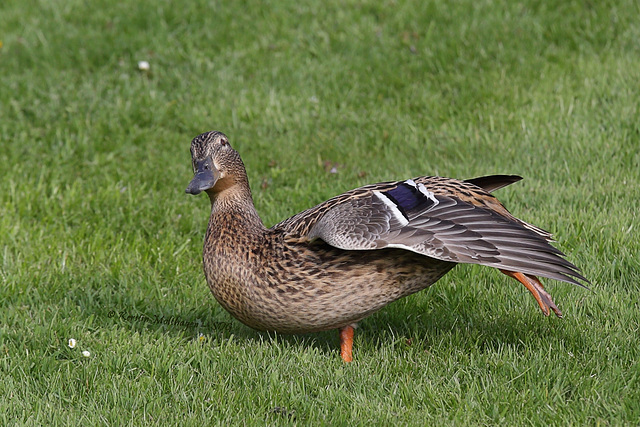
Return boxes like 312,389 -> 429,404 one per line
1,0 -> 639,424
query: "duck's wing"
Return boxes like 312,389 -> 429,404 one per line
277,176 -> 587,287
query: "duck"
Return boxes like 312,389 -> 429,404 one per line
186,131 -> 588,362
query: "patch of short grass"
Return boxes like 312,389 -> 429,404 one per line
1,0 -> 639,424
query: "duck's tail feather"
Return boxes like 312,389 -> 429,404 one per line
464,175 -> 523,193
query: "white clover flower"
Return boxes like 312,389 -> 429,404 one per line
82,350 -> 91,357
68,339 -> 76,349
138,61 -> 150,71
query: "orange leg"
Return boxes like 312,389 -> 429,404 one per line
339,325 -> 355,362
500,270 -> 563,318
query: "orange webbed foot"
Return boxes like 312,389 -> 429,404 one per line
500,269 -> 563,318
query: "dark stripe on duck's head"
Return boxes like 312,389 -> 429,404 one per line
385,180 -> 438,217
190,131 -> 230,164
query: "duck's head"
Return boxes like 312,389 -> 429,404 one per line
186,131 -> 248,197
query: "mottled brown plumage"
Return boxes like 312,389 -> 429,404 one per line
186,131 -> 588,361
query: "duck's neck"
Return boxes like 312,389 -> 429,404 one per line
206,183 -> 266,238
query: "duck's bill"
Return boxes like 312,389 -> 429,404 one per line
186,160 -> 219,195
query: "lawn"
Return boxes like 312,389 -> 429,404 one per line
1,0 -> 639,424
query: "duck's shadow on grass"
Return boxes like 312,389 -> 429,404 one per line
102,289 -> 577,360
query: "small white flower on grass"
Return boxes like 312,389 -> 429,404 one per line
68,339 -> 76,349
138,60 -> 150,71
82,350 -> 91,357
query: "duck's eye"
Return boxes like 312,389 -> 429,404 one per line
220,138 -> 228,146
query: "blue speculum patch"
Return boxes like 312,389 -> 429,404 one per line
385,182 -> 437,218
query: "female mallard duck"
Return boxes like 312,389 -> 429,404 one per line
186,131 -> 588,362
